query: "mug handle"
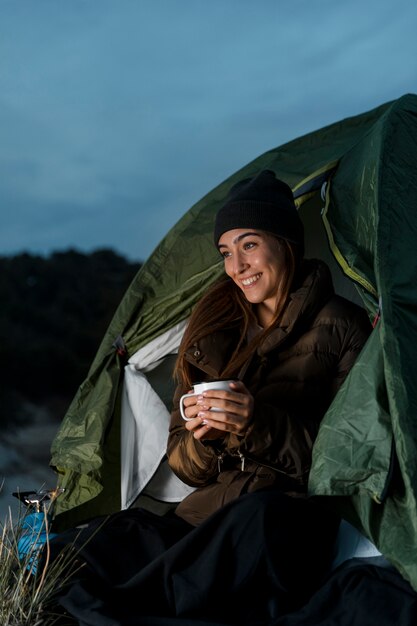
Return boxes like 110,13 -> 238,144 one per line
179,392 -> 196,420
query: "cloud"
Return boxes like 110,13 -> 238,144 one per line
1,0 -> 417,261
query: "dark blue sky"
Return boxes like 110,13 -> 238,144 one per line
1,0 -> 417,262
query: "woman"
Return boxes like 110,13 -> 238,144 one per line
49,170 -> 372,625
167,169 -> 371,527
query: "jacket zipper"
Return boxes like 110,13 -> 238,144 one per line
224,448 -> 307,482
238,450 -> 245,471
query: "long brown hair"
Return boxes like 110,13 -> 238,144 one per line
174,237 -> 301,388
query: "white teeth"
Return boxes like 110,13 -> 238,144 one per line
241,273 -> 261,286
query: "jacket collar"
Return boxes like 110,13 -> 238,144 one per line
257,258 -> 334,355
185,259 -> 334,374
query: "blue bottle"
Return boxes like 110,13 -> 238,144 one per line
14,488 -> 63,574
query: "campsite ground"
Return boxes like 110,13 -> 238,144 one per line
0,406 -> 59,522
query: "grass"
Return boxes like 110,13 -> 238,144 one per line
0,492 -> 82,626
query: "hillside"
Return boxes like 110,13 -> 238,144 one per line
0,249 -> 141,431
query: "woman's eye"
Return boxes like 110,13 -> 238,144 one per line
221,250 -> 231,259
243,241 -> 256,250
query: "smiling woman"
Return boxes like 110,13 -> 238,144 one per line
169,170 -> 371,514
48,170 -> 373,624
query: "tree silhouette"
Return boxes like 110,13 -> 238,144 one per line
0,249 -> 141,429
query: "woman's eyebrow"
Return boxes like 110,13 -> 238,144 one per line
232,232 -> 261,244
218,231 -> 261,250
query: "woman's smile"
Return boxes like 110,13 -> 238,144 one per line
240,272 -> 262,287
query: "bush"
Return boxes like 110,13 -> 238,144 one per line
0,494 -> 82,625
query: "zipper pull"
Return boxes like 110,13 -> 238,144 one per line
238,451 -> 245,471
217,453 -> 224,473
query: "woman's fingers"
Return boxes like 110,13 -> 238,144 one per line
196,387 -> 254,436
181,390 -> 209,420
200,385 -> 253,418
181,381 -> 254,436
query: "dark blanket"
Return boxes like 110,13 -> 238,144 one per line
47,491 -> 417,626
119,561 -> 417,626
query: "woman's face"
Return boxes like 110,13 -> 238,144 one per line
218,228 -> 286,326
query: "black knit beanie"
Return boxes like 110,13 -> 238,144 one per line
214,170 -> 304,255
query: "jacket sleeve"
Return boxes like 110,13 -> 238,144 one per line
166,382 -> 225,487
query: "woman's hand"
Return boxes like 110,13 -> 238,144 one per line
183,381 -> 254,441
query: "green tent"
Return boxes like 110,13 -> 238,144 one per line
50,93 -> 417,591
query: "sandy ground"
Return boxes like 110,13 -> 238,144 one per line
0,408 -> 60,523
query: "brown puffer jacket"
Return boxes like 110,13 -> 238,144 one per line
167,259 -> 372,526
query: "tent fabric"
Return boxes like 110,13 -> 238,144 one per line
50,94 -> 417,592
309,94 -> 417,590
120,319 -> 194,509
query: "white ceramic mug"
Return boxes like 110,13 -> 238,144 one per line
179,380 -> 234,421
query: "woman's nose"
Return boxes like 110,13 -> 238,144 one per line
232,252 -> 247,275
